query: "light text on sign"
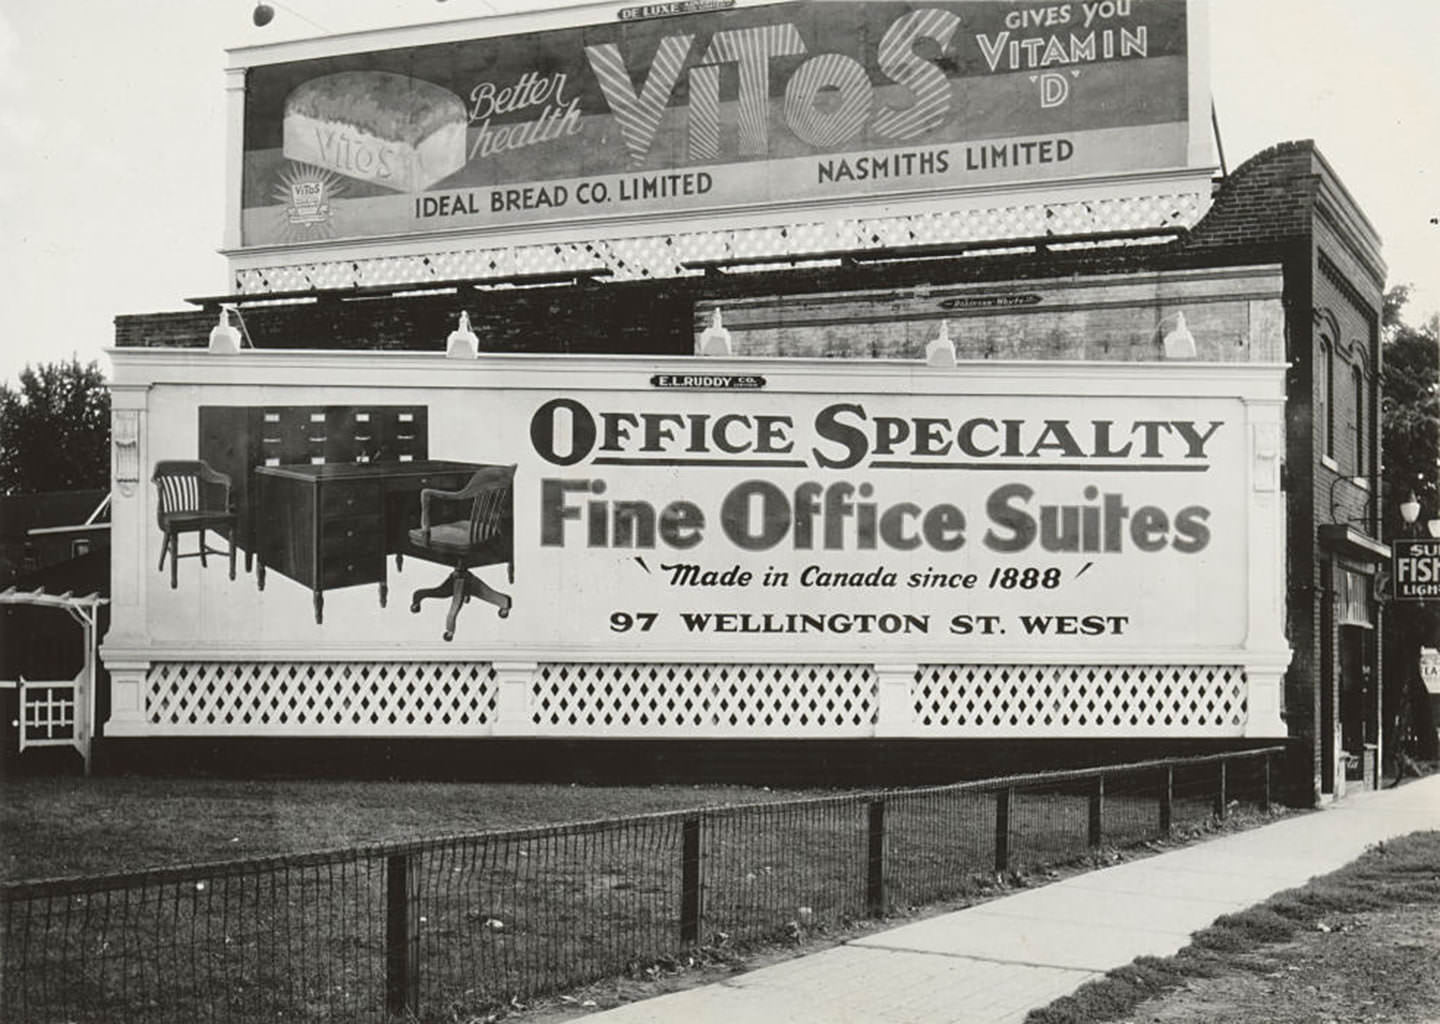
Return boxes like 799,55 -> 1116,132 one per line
1394,540 -> 1440,600
651,374 -> 767,390
586,0 -> 1150,166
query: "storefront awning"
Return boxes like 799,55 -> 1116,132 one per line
1318,524 -> 1391,563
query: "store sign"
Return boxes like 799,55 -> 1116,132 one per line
139,372 -> 1249,661
1421,648 -> 1440,693
650,372 -> 767,389
1393,539 -> 1440,602
239,0 -> 1191,247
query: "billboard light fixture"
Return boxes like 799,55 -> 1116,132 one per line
1159,312 -> 1197,360
925,320 -> 957,368
208,309 -> 243,354
446,311 -> 480,359
697,309 -> 733,357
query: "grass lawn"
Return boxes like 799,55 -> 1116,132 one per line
0,777 -> 806,882
1025,827 -> 1440,1024
0,763 -> 1277,1023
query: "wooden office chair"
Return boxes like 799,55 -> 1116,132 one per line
153,460 -> 237,589
408,465 -> 514,641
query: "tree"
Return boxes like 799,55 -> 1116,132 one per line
0,359 -> 110,496
1380,287 -> 1440,764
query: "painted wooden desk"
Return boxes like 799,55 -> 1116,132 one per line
254,460 -> 484,624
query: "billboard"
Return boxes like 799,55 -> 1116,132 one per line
129,361 -> 1257,664
238,0 -> 1194,247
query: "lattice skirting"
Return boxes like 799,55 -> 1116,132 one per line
530,663 -> 877,736
913,664 -> 1248,736
136,661 -> 1248,737
145,662 -> 499,735
232,193 -> 1205,294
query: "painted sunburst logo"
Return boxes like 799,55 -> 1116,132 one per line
272,164 -> 346,241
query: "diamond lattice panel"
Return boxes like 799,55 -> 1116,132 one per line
233,193 -> 1206,294
531,663 -> 877,736
912,664 -> 1248,737
147,662 -> 497,735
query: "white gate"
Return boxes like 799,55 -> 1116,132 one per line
0,587 -> 107,774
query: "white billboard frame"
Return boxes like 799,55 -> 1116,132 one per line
102,343 -> 1287,741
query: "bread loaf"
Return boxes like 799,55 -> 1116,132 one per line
283,71 -> 467,193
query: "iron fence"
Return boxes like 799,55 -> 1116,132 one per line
2,747 -> 1283,1023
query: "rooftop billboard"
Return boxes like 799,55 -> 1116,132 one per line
238,0 -> 1196,249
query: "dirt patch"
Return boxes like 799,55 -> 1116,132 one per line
1028,827 -> 1440,1024
1117,905 -> 1440,1024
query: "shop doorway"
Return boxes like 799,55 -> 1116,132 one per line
1339,625 -> 1372,785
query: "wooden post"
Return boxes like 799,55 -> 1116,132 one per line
1261,752 -> 1272,812
1088,776 -> 1104,849
994,787 -> 1013,874
680,817 -> 701,945
1215,759 -> 1229,820
1160,767 -> 1173,835
866,799 -> 886,917
385,853 -> 417,1015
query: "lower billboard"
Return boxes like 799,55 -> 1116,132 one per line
125,355 -> 1268,664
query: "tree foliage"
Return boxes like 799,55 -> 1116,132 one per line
1381,307 -> 1439,533
1380,288 -> 1439,762
0,359 -> 111,496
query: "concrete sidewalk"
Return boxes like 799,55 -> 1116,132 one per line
580,776 -> 1440,1024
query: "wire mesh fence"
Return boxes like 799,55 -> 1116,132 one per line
2,747 -> 1283,1023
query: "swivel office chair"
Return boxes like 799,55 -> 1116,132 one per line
408,465 -> 515,641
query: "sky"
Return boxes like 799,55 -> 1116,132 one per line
0,0 -> 1436,387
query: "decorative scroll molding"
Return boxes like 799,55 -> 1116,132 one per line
112,410 -> 139,498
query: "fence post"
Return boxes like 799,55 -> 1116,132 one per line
680,817 -> 701,945
994,787 -> 1013,874
1261,751 -> 1272,812
1088,776 -> 1104,849
385,853 -> 418,1015
1160,767 -> 1173,835
866,799 -> 886,917
1215,759 -> 1229,820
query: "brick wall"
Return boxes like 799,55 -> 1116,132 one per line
115,279 -> 698,357
1303,210 -> 1382,796
1186,141 -> 1318,253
